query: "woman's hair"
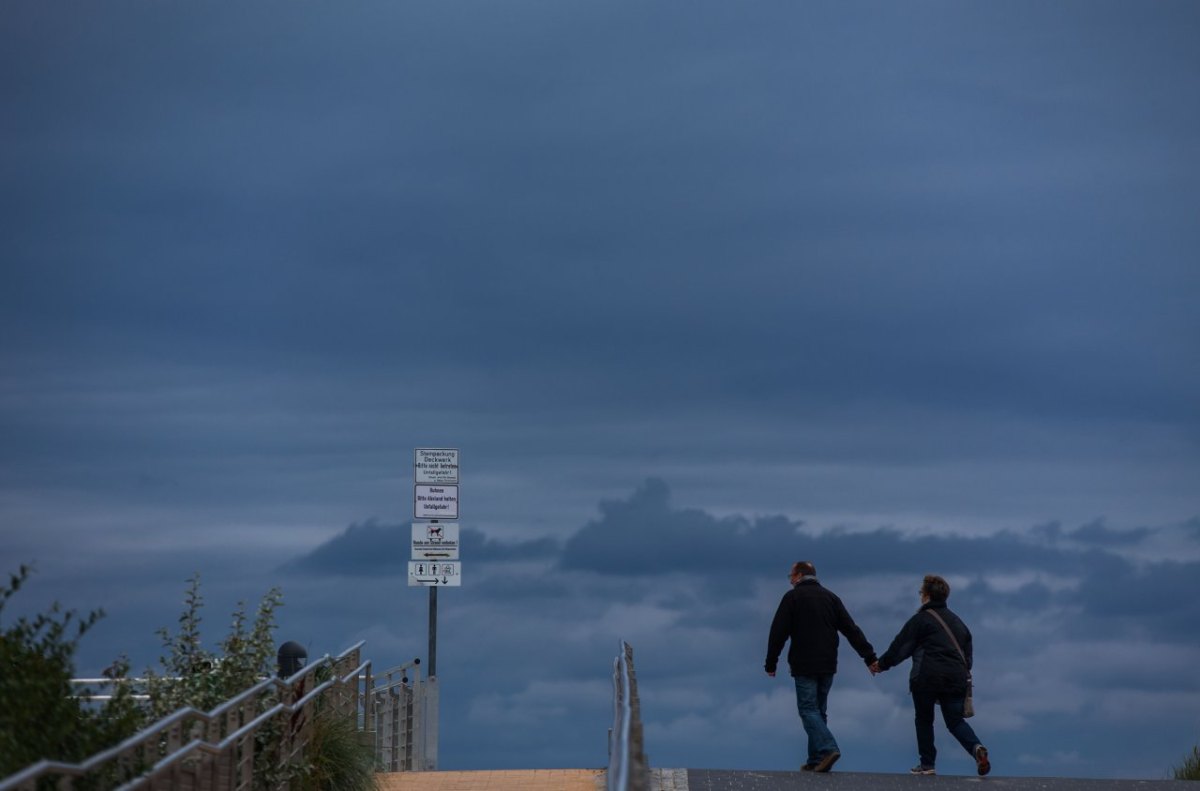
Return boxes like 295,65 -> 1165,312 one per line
922,574 -> 950,603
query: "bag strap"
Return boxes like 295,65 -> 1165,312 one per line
926,609 -> 970,674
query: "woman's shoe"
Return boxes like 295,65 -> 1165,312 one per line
975,744 -> 991,776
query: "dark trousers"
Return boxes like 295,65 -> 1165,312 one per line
912,689 -> 981,768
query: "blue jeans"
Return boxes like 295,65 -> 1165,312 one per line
794,674 -> 839,765
912,690 -> 981,768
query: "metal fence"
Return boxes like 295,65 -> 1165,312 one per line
607,641 -> 649,791
371,659 -> 438,772
0,643 -> 372,791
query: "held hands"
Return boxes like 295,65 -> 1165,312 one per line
868,660 -> 882,676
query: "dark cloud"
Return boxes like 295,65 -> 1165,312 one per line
278,519 -> 403,576
1070,557 -> 1200,636
1067,518 -> 1152,546
462,529 -> 560,563
562,479 -> 1089,578
1032,520 -> 1064,542
558,481 -> 1200,648
280,520 -> 559,577
1185,517 -> 1200,541
560,478 -> 776,576
278,480 -> 1200,659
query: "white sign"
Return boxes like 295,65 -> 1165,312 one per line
414,448 -> 460,485
412,522 -> 460,560
415,485 -> 459,519
408,561 -> 461,587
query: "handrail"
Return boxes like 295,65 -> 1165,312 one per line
606,641 -> 649,791
113,658 -> 372,791
0,642 -> 371,791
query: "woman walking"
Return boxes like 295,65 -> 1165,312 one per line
871,574 -> 991,776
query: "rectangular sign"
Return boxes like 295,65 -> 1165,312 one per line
412,522 -> 460,560
408,561 -> 461,587
414,448 -> 460,485
415,484 -> 459,519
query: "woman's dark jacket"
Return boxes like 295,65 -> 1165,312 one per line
877,601 -> 972,694
765,578 -> 877,677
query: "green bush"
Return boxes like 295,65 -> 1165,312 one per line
143,573 -> 283,720
1176,745 -> 1200,781
0,565 -> 142,778
143,574 -> 287,791
2,568 -> 373,791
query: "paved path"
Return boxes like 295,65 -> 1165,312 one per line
683,769 -> 1179,790
378,768 -> 1180,791
376,769 -> 604,790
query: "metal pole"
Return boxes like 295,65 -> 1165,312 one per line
428,585 -> 437,678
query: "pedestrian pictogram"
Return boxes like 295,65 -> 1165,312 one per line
409,561 -> 461,587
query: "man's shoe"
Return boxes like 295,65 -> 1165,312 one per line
909,765 -> 936,775
975,744 -> 990,776
814,751 -> 841,773
800,763 -> 816,771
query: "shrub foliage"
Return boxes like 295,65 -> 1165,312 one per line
0,565 -> 142,777
143,573 -> 283,720
2,567 -> 368,790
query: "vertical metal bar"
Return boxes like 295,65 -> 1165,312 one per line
409,660 -> 421,772
393,688 -> 404,772
405,682 -> 416,771
428,586 -> 437,678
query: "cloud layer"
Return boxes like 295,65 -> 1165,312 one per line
281,479 -> 1200,777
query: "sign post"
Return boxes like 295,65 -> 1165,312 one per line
411,449 -> 460,681
409,448 -> 459,771
430,586 -> 436,682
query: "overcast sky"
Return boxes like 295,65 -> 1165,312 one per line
2,0 -> 1198,781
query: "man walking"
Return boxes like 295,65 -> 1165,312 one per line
765,560 -> 877,772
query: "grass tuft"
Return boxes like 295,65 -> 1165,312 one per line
1175,745 -> 1200,781
296,708 -> 378,791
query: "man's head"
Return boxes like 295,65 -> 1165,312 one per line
921,574 -> 950,603
790,561 -> 817,583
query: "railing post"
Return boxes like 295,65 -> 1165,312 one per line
607,641 -> 649,791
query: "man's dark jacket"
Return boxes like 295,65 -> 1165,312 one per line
765,578 -> 877,676
877,601 -> 972,694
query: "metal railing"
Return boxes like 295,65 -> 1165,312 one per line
70,678 -> 152,702
0,643 -> 372,791
606,641 -> 649,791
374,662 -> 416,772
372,658 -> 438,772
